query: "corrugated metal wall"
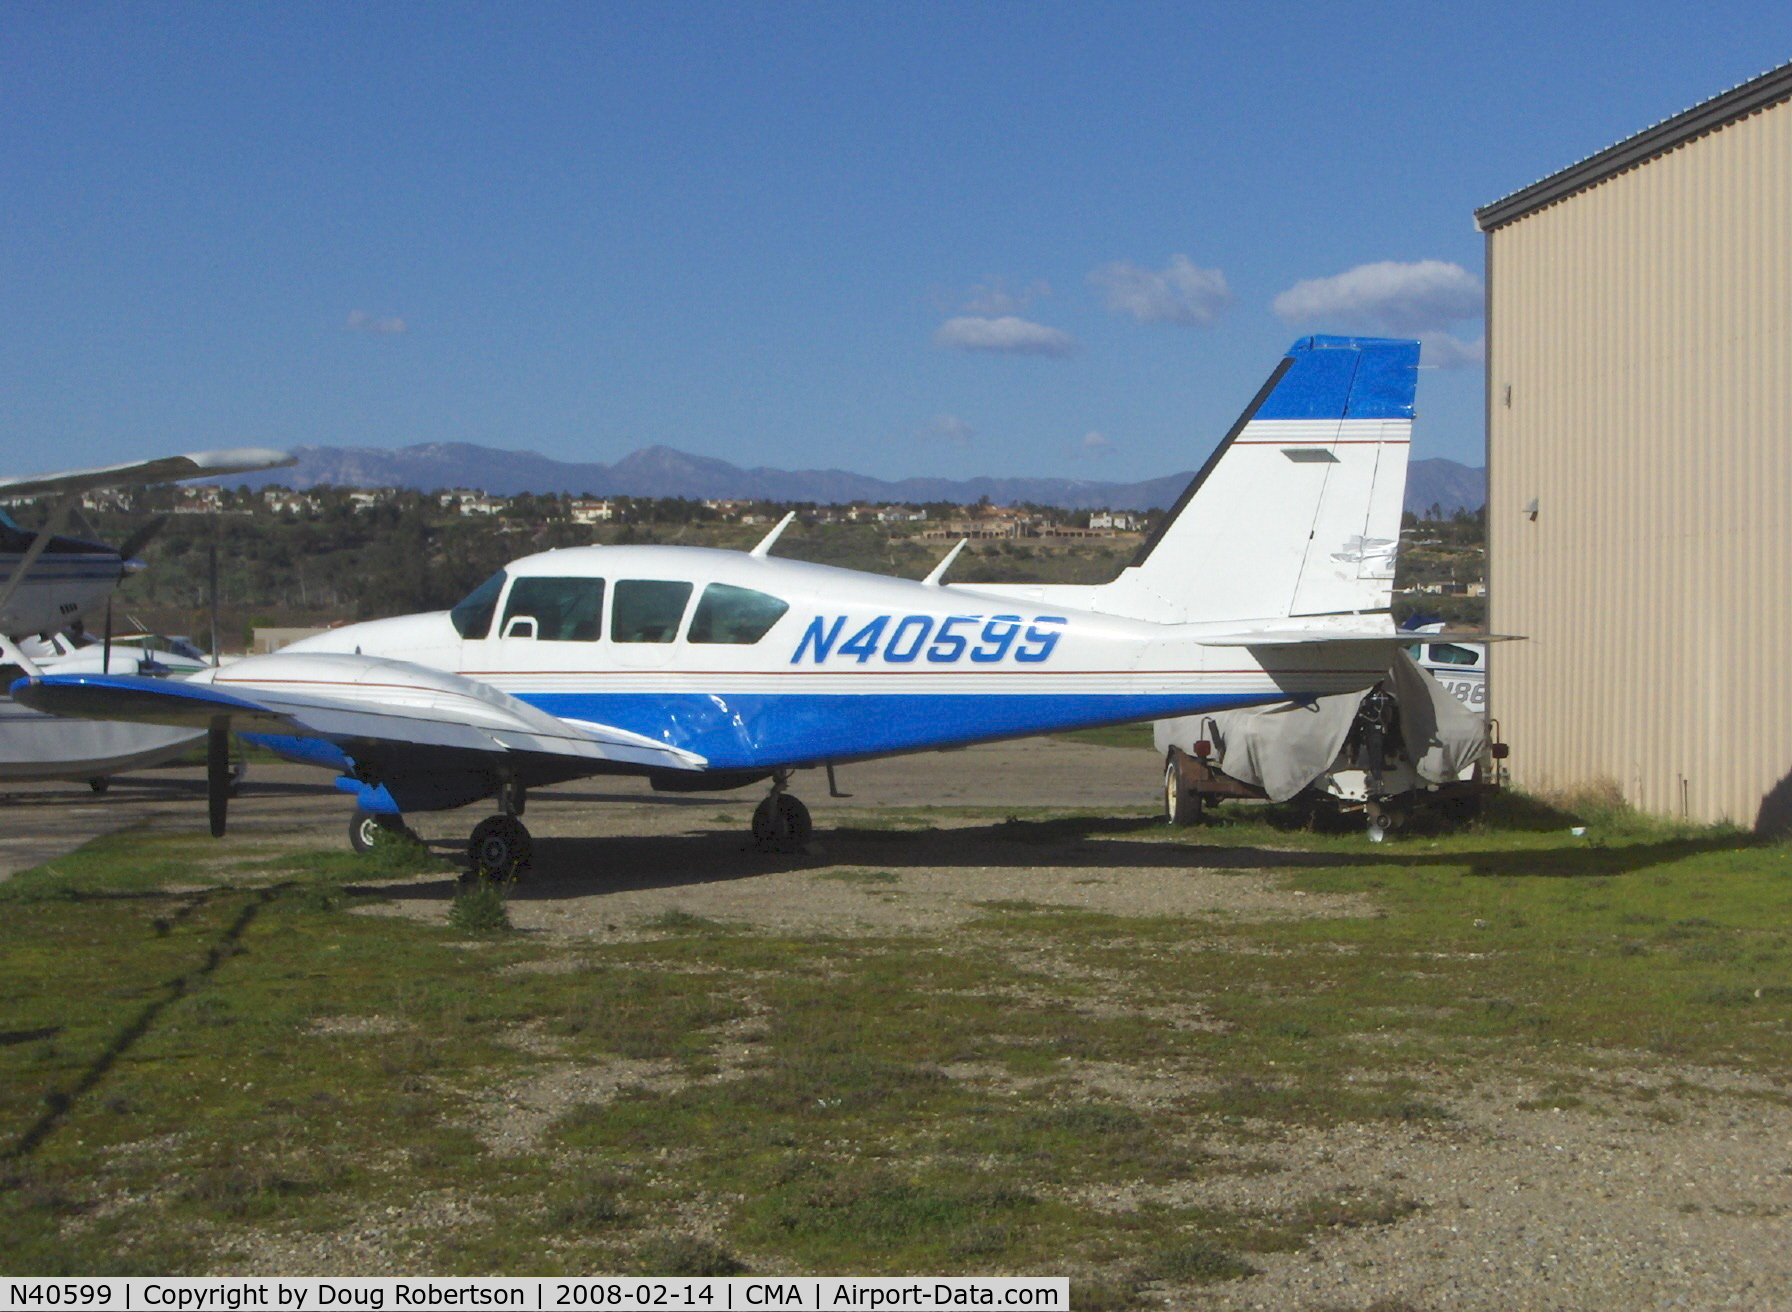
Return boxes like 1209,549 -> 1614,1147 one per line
1486,98 -> 1792,830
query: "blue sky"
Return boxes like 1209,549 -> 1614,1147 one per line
5,4 -> 1788,484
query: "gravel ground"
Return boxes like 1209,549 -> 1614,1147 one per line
9,743 -> 1791,1304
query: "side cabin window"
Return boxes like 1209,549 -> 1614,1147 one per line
611,580 -> 693,644
449,570 -> 507,640
1427,642 -> 1481,667
501,577 -> 606,641
687,583 -> 789,645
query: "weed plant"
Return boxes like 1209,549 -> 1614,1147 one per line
446,877 -> 512,933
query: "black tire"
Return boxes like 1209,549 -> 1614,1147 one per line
468,814 -> 532,879
1163,755 -> 1202,826
350,808 -> 407,855
751,793 -> 812,845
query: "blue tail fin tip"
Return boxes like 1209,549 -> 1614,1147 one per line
1257,336 -> 1420,422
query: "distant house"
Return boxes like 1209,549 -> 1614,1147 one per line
436,488 -> 506,515
80,489 -> 132,513
172,485 -> 225,515
570,498 -> 617,524
348,489 -> 400,513
263,489 -> 319,515
1088,511 -> 1140,531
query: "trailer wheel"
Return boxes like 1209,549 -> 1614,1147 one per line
1164,754 -> 1204,826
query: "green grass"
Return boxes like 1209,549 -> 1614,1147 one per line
1,808 -> 1787,1279
1052,722 -> 1157,751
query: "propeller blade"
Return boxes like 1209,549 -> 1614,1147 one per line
207,721 -> 230,838
115,515 -> 170,563
103,600 -> 113,675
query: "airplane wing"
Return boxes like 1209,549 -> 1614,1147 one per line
0,448 -> 296,499
9,651 -> 706,775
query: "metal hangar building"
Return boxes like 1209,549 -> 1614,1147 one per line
1474,61 -> 1792,832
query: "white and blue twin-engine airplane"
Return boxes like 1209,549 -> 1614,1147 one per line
15,337 -> 1419,875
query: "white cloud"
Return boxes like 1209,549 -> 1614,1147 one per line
1271,260 -> 1482,335
1090,254 -> 1232,326
918,413 -> 976,447
346,310 -> 408,335
1271,260 -> 1485,370
934,315 -> 1077,357
1074,429 -> 1114,459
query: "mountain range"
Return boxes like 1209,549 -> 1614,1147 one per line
227,442 -> 1486,516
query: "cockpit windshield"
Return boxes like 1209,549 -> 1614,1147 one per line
449,570 -> 507,639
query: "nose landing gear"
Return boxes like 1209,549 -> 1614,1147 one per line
349,808 -> 416,854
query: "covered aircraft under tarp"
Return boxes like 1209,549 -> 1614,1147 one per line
1156,650 -> 1492,807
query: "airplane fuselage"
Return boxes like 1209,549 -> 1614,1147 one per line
277,544 -> 1392,774
0,533 -> 125,638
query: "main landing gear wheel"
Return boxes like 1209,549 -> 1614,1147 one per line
468,814 -> 532,880
1163,754 -> 1203,826
751,792 -> 812,846
349,808 -> 411,855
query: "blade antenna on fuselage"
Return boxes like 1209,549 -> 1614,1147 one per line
922,538 -> 968,586
748,511 -> 797,558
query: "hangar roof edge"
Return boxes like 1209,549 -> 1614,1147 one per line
1474,60 -> 1792,232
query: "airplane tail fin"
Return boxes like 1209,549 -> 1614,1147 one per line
1093,335 -> 1418,624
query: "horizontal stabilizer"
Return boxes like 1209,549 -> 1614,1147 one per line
1198,628 -> 1523,648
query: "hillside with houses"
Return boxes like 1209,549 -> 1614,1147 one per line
32,479 -> 1483,655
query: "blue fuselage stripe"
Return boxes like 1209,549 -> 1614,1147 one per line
515,690 -> 1287,769
243,690 -> 1296,801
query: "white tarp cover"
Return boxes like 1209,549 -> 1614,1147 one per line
1154,651 -> 1488,803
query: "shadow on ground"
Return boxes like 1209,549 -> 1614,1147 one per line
361,813 -> 1761,904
